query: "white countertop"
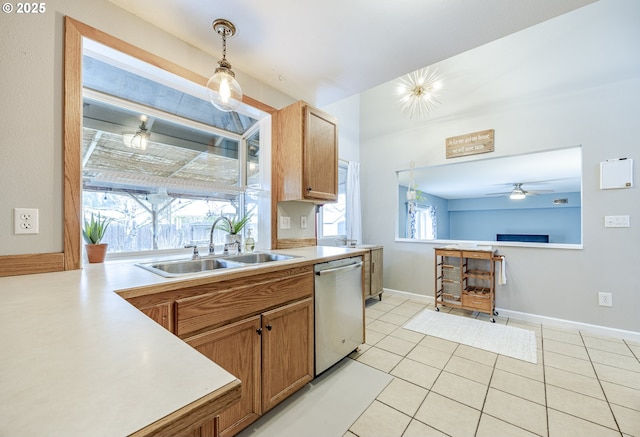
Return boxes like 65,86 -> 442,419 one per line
0,245 -> 364,436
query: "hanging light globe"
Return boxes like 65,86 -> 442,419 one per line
207,19 -> 243,112
207,60 -> 243,112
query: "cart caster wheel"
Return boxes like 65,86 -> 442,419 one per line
490,318 -> 496,323
435,307 -> 440,312
493,310 -> 499,316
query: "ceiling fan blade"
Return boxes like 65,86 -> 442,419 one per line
526,189 -> 555,195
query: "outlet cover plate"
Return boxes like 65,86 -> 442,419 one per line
598,292 -> 613,307
14,208 -> 39,234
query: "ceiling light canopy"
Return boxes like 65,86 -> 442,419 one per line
207,19 -> 243,112
397,67 -> 443,119
123,115 -> 150,150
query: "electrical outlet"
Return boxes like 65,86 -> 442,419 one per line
598,292 -> 613,307
280,216 -> 291,230
14,208 -> 39,234
300,216 -> 307,229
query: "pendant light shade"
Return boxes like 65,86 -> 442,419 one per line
207,19 -> 242,112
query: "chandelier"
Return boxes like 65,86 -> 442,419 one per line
397,67 -> 443,119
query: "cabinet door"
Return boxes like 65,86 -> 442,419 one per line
261,298 -> 314,412
370,248 -> 384,296
186,316 -> 262,437
303,106 -> 338,201
140,302 -> 173,332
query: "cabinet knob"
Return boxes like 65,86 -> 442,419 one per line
266,324 -> 272,331
306,186 -> 312,191
256,328 -> 262,335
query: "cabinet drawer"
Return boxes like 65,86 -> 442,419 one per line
461,292 -> 492,312
462,250 -> 494,259
176,271 -> 313,337
436,249 -> 461,257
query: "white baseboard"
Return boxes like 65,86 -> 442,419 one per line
381,288 -> 640,344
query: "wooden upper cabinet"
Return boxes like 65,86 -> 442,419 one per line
275,101 -> 338,202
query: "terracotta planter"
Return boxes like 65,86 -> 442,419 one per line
86,243 -> 108,263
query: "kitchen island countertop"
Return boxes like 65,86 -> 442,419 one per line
0,245 -> 365,436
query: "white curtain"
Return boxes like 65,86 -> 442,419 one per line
346,161 -> 362,244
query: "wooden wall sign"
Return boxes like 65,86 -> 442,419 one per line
446,129 -> 495,159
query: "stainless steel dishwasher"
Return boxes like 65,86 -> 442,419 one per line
314,256 -> 364,375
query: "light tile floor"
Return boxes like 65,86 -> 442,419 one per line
345,295 -> 640,437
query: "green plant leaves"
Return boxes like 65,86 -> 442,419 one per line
82,213 -> 111,244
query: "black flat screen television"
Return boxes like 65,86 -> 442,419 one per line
497,234 -> 549,243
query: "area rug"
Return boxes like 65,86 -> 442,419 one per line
236,358 -> 392,437
404,309 -> 537,364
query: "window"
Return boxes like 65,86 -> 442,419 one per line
81,43 -> 266,255
408,203 -> 437,240
319,162 -> 347,238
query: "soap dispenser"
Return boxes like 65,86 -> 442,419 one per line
244,229 -> 255,253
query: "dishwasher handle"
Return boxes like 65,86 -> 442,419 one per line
315,261 -> 363,276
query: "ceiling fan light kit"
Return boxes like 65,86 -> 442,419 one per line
207,18 -> 243,112
509,185 -> 526,200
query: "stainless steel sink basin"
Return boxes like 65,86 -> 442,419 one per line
137,252 -> 299,277
136,257 -> 245,277
222,253 -> 296,264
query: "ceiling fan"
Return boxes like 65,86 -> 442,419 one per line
487,183 -> 554,200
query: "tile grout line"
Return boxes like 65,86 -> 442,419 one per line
364,298 -> 637,437
541,325 -> 550,437
579,330 -> 624,436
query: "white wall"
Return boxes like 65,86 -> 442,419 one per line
323,94 -> 361,163
358,0 -> 640,332
0,0 -> 293,256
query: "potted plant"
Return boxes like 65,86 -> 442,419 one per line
82,213 -> 111,263
218,213 -> 253,253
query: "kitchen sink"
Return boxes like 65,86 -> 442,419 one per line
222,253 -> 297,264
136,252 -> 299,277
136,257 -> 245,277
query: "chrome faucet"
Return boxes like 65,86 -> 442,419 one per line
209,217 -> 233,255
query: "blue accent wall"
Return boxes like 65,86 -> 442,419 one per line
399,189 -> 581,243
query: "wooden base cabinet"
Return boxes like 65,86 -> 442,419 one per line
125,266 -> 316,437
186,298 -> 313,437
261,298 -> 314,412
186,317 -> 262,437
363,246 -> 384,301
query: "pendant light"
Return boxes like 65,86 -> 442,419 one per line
123,115 -> 150,150
207,19 -> 243,112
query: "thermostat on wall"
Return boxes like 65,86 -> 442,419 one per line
600,158 -> 633,189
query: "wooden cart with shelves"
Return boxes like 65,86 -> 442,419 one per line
434,248 -> 502,322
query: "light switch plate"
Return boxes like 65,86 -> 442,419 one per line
280,216 -> 291,229
604,215 -> 630,228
